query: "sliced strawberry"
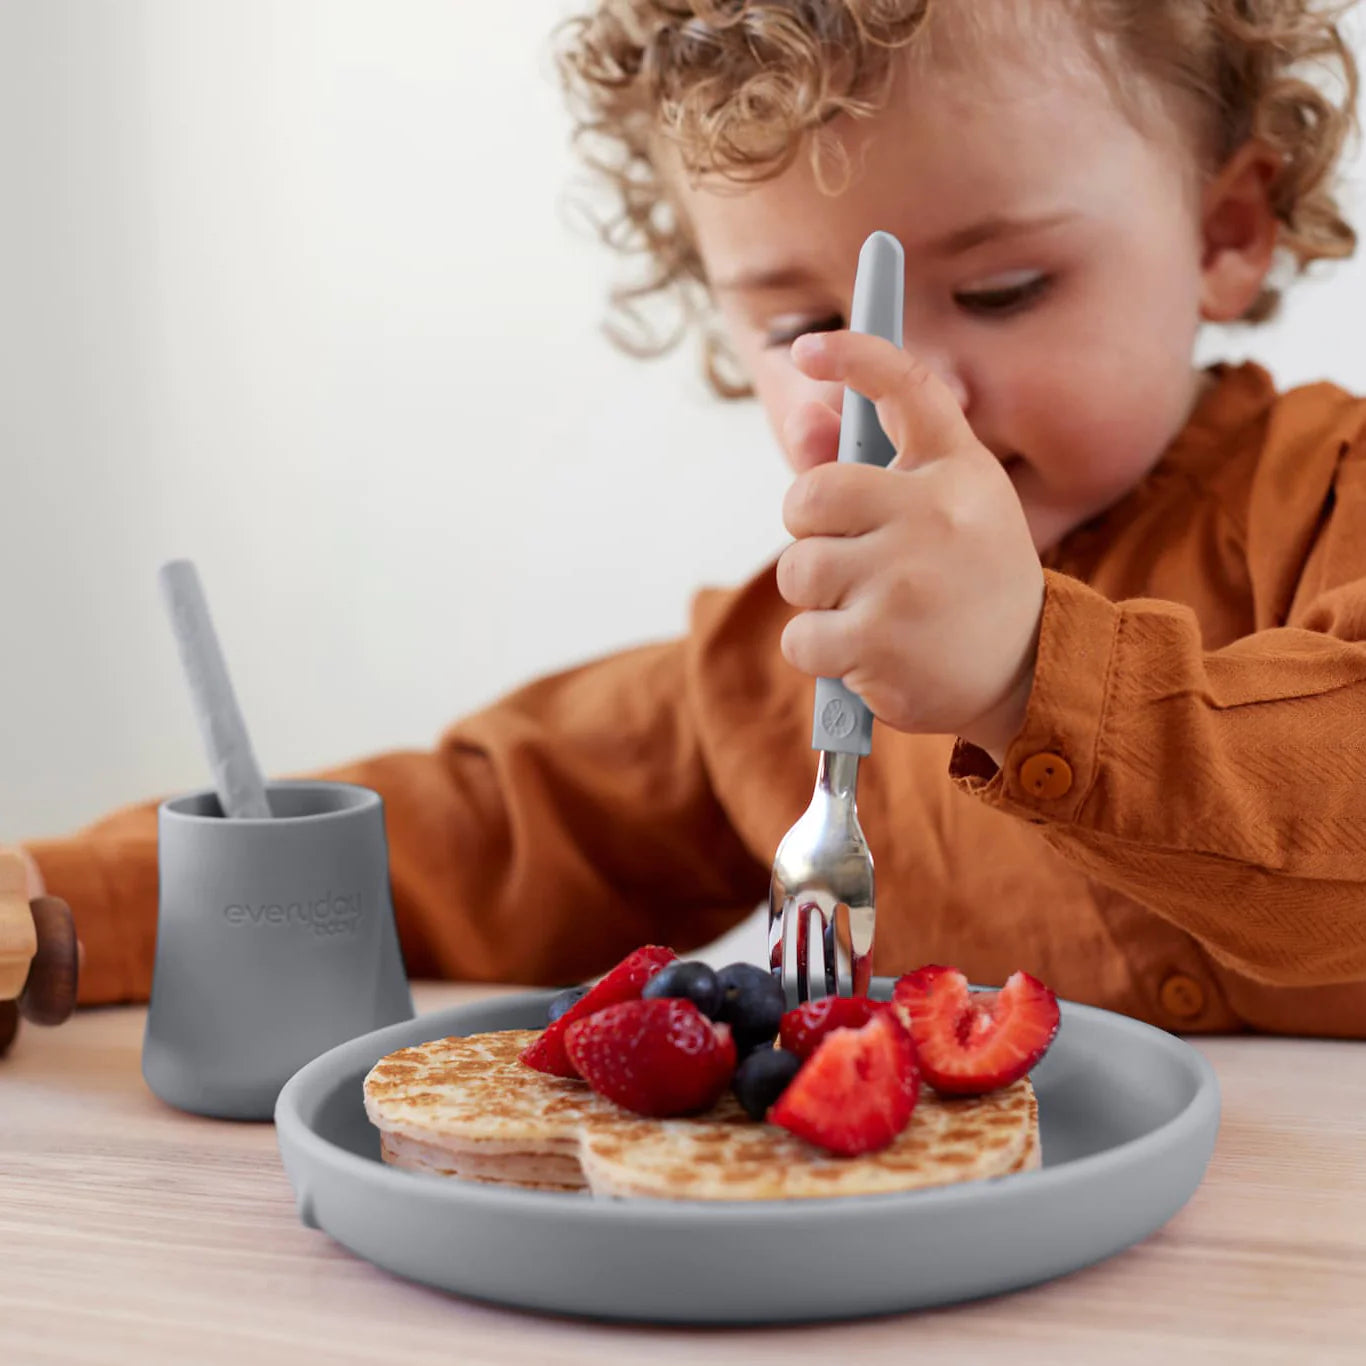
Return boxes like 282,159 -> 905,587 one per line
564,998 -> 737,1117
778,994 -> 894,1061
892,964 -> 1060,1096
520,945 -> 676,1077
768,1012 -> 920,1157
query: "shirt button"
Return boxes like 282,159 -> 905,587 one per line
1019,752 -> 1074,800
1159,973 -> 1206,1019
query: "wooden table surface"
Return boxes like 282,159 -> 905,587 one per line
4,981 -> 1366,1365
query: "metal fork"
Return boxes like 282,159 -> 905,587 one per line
768,230 -> 905,1005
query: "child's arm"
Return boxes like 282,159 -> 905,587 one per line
953,438 -> 1366,988
20,621 -> 771,1007
955,566 -> 1366,986
779,332 -> 1366,989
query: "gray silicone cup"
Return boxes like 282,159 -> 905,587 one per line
143,780 -> 414,1120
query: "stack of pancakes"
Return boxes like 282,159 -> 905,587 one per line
363,1028 -> 1040,1200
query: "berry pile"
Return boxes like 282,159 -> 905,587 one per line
520,947 -> 1061,1158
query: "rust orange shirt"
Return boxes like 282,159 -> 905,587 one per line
25,363 -> 1366,1036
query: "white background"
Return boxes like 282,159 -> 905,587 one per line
4,1 -> 1365,848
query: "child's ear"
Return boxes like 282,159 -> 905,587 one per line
1199,140 -> 1281,323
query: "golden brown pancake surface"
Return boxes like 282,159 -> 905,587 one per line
363,1028 -> 1040,1201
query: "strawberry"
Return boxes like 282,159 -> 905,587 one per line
778,994 -> 893,1061
768,1012 -> 920,1157
520,945 -> 677,1077
892,964 -> 1060,1096
564,998 -> 737,1117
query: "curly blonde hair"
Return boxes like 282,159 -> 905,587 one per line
553,0 -> 1360,397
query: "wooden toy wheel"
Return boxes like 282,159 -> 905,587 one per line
20,896 -> 79,1026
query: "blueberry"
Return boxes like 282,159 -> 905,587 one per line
640,960 -> 722,1018
731,1046 -> 803,1121
546,985 -> 587,1024
715,962 -> 786,1052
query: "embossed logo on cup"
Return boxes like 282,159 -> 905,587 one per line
222,890 -> 364,936
820,697 -> 856,739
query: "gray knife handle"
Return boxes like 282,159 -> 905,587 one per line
158,559 -> 272,819
812,231 -> 905,755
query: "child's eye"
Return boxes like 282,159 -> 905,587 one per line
765,314 -> 845,349
954,272 -> 1052,317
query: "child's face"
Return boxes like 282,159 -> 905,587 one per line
676,36 -> 1217,552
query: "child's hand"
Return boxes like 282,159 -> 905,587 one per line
777,331 -> 1044,763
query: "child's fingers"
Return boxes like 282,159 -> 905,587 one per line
780,605 -> 859,681
781,400 -> 842,471
776,534 -> 864,611
791,331 -> 973,467
783,461 -> 888,539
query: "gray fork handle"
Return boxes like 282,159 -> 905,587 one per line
811,230 -> 904,755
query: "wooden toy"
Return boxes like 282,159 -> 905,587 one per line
0,850 -> 78,1057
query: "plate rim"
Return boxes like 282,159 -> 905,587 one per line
274,984 -> 1221,1223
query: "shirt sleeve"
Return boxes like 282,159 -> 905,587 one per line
949,443 -> 1366,988
24,628 -> 769,1007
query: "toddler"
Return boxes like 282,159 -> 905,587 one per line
12,0 -> 1366,1037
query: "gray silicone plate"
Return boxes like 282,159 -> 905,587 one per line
274,980 -> 1220,1325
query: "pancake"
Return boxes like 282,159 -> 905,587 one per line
580,1079 -> 1039,1200
363,1028 -> 1040,1201
362,1029 -> 611,1191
